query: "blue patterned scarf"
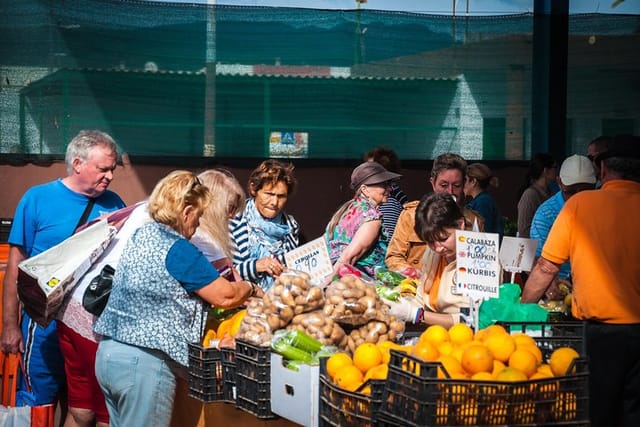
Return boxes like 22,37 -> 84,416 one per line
244,198 -> 291,290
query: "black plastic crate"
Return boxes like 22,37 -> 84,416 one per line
500,321 -> 587,359
234,339 -> 275,419
220,346 -> 236,403
187,343 -> 224,403
377,321 -> 590,427
319,357 -> 386,427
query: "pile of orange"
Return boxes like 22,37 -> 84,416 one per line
325,322 -> 581,414
326,341 -> 409,394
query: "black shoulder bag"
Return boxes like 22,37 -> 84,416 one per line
82,264 -> 115,316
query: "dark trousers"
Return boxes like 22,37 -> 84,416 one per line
586,321 -> 640,427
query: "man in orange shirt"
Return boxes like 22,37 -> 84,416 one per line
522,135 -> 640,427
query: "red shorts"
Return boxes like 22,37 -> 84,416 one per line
57,322 -> 109,424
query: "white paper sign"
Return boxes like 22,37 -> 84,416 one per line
498,236 -> 538,273
284,237 -> 333,285
455,230 -> 501,300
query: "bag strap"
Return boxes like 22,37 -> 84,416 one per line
74,198 -> 96,232
1,352 -> 20,407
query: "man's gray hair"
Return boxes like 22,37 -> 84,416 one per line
65,130 -> 118,174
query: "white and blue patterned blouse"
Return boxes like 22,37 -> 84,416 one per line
94,221 -> 219,366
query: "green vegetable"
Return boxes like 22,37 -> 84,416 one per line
375,267 -> 406,287
376,284 -> 400,302
285,329 -> 323,353
272,340 -> 313,363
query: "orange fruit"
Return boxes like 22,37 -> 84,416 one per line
448,323 -> 474,346
477,324 -> 508,342
364,363 -> 388,381
326,352 -> 353,380
508,348 -> 539,378
552,391 -> 577,421
529,373 -> 558,400
451,346 -> 464,363
512,401 -> 536,423
437,341 -> 454,356
461,344 -> 494,375
495,367 -> 528,382
333,364 -> 364,392
549,347 -> 580,376
517,343 -> 543,365
412,340 -> 440,362
484,333 -> 516,363
480,400 -> 508,424
454,400 -> 479,425
420,325 -> 450,346
491,359 -> 506,377
353,343 -> 383,374
437,354 -> 464,379
470,371 -> 494,381
512,332 -> 537,348
537,363 -> 554,377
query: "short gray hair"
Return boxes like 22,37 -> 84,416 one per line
65,130 -> 118,173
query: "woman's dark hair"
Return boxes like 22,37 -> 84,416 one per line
414,193 -> 463,245
517,152 -> 555,198
430,153 -> 467,180
467,163 -> 499,190
364,146 -> 402,173
248,159 -> 297,196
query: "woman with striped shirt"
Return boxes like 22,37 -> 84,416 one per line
230,160 -> 299,291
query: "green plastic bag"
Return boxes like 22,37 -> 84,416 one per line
478,283 -> 548,329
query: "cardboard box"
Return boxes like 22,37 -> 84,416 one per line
17,220 -> 115,327
270,352 -> 319,427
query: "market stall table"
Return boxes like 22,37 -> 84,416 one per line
171,378 -> 301,427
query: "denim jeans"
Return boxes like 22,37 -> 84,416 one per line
95,338 -> 177,427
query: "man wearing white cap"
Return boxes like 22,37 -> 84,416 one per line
530,154 -> 596,289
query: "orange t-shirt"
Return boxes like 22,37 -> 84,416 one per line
542,180 -> 640,323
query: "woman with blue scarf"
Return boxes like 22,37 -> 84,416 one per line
230,160 -> 300,291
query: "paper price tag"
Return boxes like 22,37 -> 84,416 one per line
284,237 -> 333,285
499,236 -> 538,273
455,230 -> 501,300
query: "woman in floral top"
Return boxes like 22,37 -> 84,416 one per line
324,161 -> 401,276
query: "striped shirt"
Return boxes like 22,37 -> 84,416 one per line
379,183 -> 409,237
230,208 -> 299,283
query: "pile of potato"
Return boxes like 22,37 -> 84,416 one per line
236,270 -> 324,346
345,317 -> 405,354
235,269 -> 406,353
286,310 -> 347,348
323,274 -> 385,326
235,297 -> 272,345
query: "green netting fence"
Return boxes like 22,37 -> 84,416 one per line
1,0 -> 638,160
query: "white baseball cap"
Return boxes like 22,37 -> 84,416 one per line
559,154 -> 596,186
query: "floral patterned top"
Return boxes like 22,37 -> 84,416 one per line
324,195 -> 389,276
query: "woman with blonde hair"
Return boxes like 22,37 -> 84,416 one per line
464,163 -> 504,236
191,169 -> 246,276
94,170 -> 261,427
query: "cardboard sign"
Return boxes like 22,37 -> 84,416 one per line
499,236 -> 538,273
455,230 -> 501,300
284,237 -> 332,285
